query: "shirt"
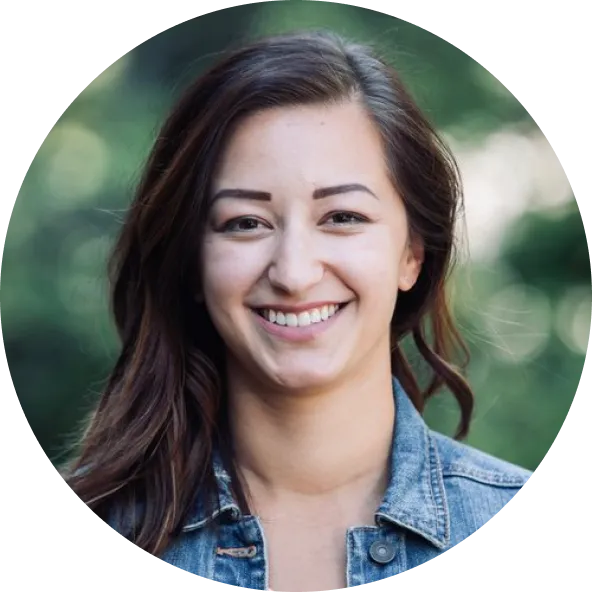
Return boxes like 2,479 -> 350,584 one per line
110,378 -> 531,587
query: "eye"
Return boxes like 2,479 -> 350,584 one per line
322,211 -> 369,226
218,216 -> 271,233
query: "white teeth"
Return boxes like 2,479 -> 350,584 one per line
298,311 -> 312,326
258,304 -> 344,327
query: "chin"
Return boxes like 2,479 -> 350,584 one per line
266,361 -> 345,393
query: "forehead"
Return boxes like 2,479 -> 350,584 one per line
213,100 -> 389,188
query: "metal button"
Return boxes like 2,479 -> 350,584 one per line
369,540 -> 396,564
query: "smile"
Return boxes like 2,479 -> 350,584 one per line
250,302 -> 350,342
255,303 -> 344,327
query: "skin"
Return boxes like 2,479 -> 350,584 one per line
201,99 -> 423,591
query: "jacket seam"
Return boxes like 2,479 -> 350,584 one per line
441,469 -> 528,488
425,431 -> 450,541
428,433 -> 450,545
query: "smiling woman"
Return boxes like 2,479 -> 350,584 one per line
63,31 -> 531,591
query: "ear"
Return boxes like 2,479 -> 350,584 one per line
398,237 -> 424,292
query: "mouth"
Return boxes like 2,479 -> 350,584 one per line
251,302 -> 350,328
250,301 -> 350,342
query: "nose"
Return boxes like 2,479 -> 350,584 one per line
267,224 -> 324,296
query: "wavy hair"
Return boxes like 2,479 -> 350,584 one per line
64,30 -> 473,557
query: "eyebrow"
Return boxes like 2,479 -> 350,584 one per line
211,183 -> 378,202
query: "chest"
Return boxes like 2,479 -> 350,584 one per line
263,517 -> 348,592
256,493 -> 378,591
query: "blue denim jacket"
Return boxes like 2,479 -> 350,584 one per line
112,379 -> 531,587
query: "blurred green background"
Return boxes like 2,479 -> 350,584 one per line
1,2 -> 590,472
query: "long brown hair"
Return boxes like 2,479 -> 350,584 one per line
64,30 -> 473,557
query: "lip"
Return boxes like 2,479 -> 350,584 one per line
251,303 -> 349,342
250,301 -> 345,314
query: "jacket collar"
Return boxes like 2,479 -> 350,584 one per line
182,378 -> 450,549
374,378 -> 450,548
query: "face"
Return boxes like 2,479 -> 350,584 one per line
201,100 -> 423,392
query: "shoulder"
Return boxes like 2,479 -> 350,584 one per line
431,430 -> 532,488
429,430 -> 531,545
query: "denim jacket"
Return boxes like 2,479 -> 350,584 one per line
111,379 -> 531,587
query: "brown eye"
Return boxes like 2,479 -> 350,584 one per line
219,216 -> 269,233
324,211 -> 369,226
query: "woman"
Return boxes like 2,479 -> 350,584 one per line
65,31 -> 531,591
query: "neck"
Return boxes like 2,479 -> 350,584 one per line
225,353 -> 395,513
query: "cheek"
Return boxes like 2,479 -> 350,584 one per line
338,231 -> 402,295
201,239 -> 268,303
